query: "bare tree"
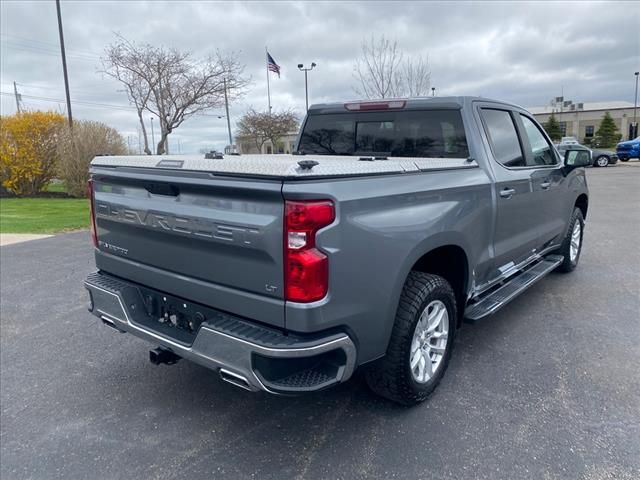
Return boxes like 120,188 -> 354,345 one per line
353,35 -> 431,99
236,109 -> 299,154
102,42 -> 154,154
402,54 -> 431,97
102,35 -> 248,155
354,35 -> 403,99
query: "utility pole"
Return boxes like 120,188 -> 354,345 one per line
297,63 -> 316,111
13,81 -> 22,113
55,0 -> 73,127
150,117 -> 155,154
223,77 -> 233,146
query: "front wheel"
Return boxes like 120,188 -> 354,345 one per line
594,155 -> 609,167
620,158 -> 629,162
365,272 -> 456,405
556,208 -> 585,273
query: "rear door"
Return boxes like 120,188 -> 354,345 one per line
479,108 -> 540,271
92,168 -> 285,327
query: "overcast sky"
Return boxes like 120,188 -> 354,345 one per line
1,1 -> 639,153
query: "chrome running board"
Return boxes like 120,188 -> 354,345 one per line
464,255 -> 563,323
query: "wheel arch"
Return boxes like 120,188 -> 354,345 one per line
387,235 -> 472,340
575,193 -> 588,220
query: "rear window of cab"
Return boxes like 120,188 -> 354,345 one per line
299,110 -> 469,158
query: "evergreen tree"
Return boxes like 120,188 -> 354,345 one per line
543,112 -> 563,141
594,112 -> 621,148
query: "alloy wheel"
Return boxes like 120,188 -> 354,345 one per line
570,220 -> 582,262
410,300 -> 449,383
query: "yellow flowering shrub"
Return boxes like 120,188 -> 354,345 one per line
0,111 -> 66,196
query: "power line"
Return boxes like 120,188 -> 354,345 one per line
0,32 -> 102,58
14,82 -> 117,97
0,91 -> 227,118
0,91 -> 135,111
1,41 -> 99,62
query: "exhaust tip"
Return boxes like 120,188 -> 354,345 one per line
219,368 -> 252,391
100,316 -> 126,333
149,347 -> 181,365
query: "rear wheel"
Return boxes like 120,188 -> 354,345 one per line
557,208 -> 584,273
594,155 -> 609,167
620,158 -> 629,162
365,272 -> 456,405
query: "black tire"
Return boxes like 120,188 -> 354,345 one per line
620,158 -> 629,162
556,208 -> 585,273
594,155 -> 609,167
365,272 -> 457,405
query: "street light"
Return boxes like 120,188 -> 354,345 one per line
633,71 -> 639,139
150,117 -> 155,154
297,62 -> 317,111
431,87 -> 436,97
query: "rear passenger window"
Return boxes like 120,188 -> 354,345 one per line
520,115 -> 557,166
481,109 -> 525,167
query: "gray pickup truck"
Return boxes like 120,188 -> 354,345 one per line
85,97 -> 591,405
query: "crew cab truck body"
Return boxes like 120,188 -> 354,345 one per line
85,97 -> 590,404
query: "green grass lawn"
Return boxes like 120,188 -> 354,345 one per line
44,181 -> 68,194
0,198 -> 89,234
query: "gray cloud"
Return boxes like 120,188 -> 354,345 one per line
1,0 -> 638,153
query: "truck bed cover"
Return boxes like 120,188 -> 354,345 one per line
91,154 -> 477,179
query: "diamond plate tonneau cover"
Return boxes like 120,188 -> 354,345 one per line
91,154 -> 477,179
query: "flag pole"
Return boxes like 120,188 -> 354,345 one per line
265,46 -> 272,113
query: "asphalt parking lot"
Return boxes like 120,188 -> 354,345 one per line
1,164 -> 639,480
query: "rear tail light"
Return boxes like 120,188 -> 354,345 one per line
344,100 -> 406,111
88,179 -> 98,248
284,200 -> 335,302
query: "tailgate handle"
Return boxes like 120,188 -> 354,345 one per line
144,183 -> 180,196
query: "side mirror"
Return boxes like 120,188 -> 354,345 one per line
564,149 -> 591,168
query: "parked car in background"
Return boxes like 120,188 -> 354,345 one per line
616,136 -> 640,161
556,143 -> 618,167
560,136 -> 579,145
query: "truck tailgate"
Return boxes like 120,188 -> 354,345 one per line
91,168 -> 285,327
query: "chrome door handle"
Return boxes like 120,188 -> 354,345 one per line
499,188 -> 516,198
541,181 -> 551,190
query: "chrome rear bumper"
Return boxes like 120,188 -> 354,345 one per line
84,272 -> 356,394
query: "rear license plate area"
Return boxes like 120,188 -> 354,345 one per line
133,286 -> 217,345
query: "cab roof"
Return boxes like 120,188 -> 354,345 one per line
307,96 -> 525,114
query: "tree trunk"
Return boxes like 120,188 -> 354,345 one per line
137,108 -> 151,155
156,132 -> 168,155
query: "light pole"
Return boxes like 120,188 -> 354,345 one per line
150,117 -> 155,154
633,71 -> 639,139
431,87 -> 436,97
297,62 -> 316,111
223,78 -> 233,147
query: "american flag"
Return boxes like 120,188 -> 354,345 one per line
267,52 -> 281,78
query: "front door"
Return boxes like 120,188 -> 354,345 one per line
516,113 -> 567,248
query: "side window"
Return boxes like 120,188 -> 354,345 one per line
481,109 -> 525,167
520,115 -> 557,166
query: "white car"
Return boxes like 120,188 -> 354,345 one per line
560,136 -> 579,145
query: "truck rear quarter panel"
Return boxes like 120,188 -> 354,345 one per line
283,167 -> 493,364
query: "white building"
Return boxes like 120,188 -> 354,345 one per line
528,100 -> 638,143
235,132 -> 299,155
